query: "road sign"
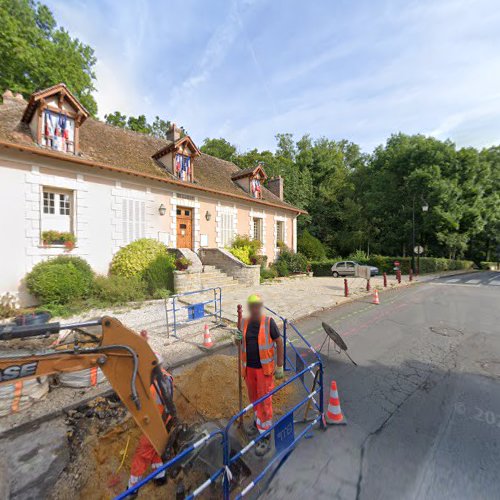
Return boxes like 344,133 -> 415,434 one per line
274,412 -> 295,455
414,245 -> 424,255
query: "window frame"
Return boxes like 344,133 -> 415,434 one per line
275,220 -> 285,247
41,187 -> 75,244
252,217 -> 263,243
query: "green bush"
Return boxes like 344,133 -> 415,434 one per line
48,255 -> 94,283
276,248 -> 309,274
109,239 -> 174,295
26,261 -> 91,304
298,230 -> 326,260
143,254 -> 175,294
110,239 -> 171,278
260,266 -> 278,280
309,256 -> 474,276
273,259 -> 290,277
309,259 -> 337,276
229,247 -> 252,265
93,275 -> 146,304
228,234 -> 262,264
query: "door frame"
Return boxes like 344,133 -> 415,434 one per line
176,205 -> 194,249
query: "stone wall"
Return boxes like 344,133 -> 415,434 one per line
198,248 -> 260,286
173,270 -> 202,294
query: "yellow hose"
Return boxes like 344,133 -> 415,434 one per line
116,435 -> 131,473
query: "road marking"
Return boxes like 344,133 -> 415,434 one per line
466,279 -> 481,284
445,278 -> 460,283
490,281 -> 500,286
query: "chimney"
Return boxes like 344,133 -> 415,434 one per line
166,122 -> 181,142
267,176 -> 284,200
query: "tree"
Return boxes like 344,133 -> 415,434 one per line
0,0 -> 98,114
200,138 -> 238,162
104,112 -> 186,139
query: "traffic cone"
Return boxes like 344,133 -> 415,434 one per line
203,324 -> 213,348
372,289 -> 380,305
325,380 -> 346,425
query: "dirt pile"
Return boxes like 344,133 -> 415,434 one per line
175,354 -> 298,420
52,354 -> 299,499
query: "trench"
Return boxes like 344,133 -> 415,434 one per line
9,354 -> 299,499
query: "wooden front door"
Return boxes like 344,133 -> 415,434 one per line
176,206 -> 193,249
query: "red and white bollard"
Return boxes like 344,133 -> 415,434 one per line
409,268 -> 413,282
366,279 -> 371,292
383,272 -> 387,287
344,278 -> 349,297
397,270 -> 401,284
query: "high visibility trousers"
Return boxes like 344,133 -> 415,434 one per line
128,435 -> 165,488
245,367 -> 274,432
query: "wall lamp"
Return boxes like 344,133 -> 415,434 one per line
205,211 -> 212,221
158,204 -> 167,216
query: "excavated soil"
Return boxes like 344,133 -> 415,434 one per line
52,354 -> 299,499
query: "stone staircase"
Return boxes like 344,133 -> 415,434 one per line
174,265 -> 240,295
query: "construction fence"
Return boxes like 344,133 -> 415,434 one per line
116,307 -> 325,499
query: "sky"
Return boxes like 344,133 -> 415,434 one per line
45,0 -> 500,153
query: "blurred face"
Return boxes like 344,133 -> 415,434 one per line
248,302 -> 263,321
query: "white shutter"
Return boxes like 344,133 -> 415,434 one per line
122,198 -> 146,245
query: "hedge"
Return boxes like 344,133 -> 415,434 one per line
310,256 -> 474,276
481,261 -> 499,270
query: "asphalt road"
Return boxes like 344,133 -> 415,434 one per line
264,271 -> 500,500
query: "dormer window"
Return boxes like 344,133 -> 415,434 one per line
174,153 -> 191,181
21,83 -> 88,155
231,163 -> 268,199
42,109 -> 75,153
152,125 -> 201,182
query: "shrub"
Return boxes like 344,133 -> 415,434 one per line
273,259 -> 290,277
228,234 -> 262,264
93,275 -> 146,304
260,266 -> 278,280
276,248 -> 309,274
26,262 -> 91,304
48,255 -> 94,284
309,259 -> 337,276
110,239 -> 175,296
297,230 -> 327,261
480,261 -> 499,270
143,254 -> 175,294
174,256 -> 191,271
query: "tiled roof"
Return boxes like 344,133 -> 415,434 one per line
0,96 -> 303,213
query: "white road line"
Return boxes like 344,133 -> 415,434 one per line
466,279 -> 481,284
445,279 -> 460,283
490,281 -> 500,286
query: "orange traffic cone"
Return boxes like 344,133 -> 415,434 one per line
203,324 -> 213,348
372,289 -> 380,305
325,380 -> 346,425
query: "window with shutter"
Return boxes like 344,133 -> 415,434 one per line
122,198 -> 146,245
276,220 -> 285,246
252,217 -> 263,242
220,209 -> 235,247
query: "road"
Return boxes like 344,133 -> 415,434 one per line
264,271 -> 500,500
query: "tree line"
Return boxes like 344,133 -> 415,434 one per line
201,135 -> 500,262
2,0 -> 499,262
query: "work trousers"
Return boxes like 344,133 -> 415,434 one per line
128,435 -> 165,488
245,367 -> 274,432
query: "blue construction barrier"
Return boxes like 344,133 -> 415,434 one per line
116,307 -> 324,499
165,287 -> 223,338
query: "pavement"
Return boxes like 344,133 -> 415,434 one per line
262,271 -> 500,500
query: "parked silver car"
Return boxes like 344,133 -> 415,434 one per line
331,261 -> 379,277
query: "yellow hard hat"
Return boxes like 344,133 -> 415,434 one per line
247,294 -> 263,305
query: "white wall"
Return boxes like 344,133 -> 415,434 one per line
0,151 -> 298,306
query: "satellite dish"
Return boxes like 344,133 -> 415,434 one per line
321,322 -> 357,366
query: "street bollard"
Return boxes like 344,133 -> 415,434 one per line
344,278 -> 349,297
366,279 -> 371,292
397,270 -> 401,284
383,272 -> 387,287
409,268 -> 413,282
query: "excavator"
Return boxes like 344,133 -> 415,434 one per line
0,316 -> 198,460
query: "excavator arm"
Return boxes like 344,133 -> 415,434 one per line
0,316 -> 174,456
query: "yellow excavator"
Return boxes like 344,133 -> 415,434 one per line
0,316 -> 182,458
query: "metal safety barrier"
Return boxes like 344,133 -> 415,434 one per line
116,307 -> 325,499
165,287 -> 223,338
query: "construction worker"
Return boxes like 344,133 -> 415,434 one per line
127,332 -> 171,493
236,294 -> 284,456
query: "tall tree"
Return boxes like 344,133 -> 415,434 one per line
0,0 -> 98,114
200,138 -> 237,162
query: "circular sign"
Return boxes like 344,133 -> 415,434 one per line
414,245 -> 424,255
394,261 -> 400,267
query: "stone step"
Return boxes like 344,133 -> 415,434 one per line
202,265 -> 217,272
200,271 -> 229,279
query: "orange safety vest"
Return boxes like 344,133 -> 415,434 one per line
241,316 -> 275,377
